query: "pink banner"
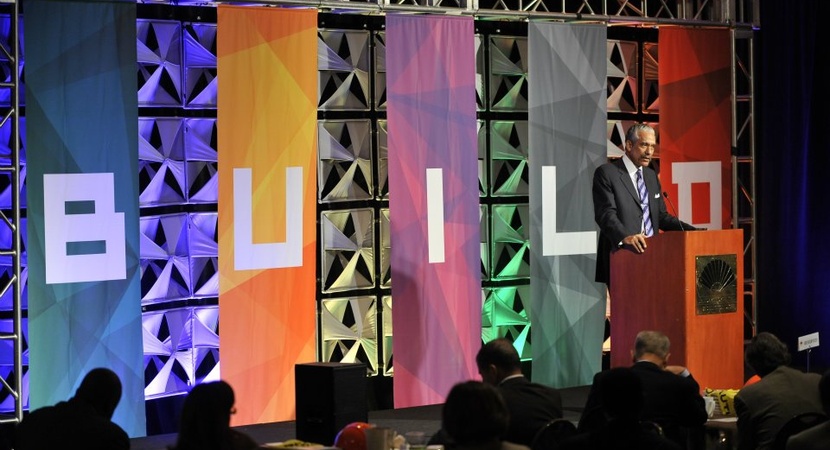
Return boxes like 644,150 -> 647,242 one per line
386,14 -> 481,407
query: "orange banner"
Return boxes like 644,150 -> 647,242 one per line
217,5 -> 317,425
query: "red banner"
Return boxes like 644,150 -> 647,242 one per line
659,28 -> 732,230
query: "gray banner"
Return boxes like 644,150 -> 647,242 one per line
528,22 -> 607,387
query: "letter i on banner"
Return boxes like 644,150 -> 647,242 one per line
427,168 -> 445,263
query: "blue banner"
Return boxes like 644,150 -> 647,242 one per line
25,0 -> 145,436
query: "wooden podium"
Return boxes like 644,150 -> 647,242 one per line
610,229 -> 744,390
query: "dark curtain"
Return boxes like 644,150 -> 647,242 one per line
758,0 -> 830,371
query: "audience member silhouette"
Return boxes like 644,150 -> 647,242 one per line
578,330 -> 707,449
735,332 -> 823,450
442,381 -> 530,450
476,338 -> 564,446
430,339 -> 563,447
561,367 -> 681,450
786,369 -> 830,449
171,380 -> 259,450
15,367 -> 130,450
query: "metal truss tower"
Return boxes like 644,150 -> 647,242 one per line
0,0 -> 23,425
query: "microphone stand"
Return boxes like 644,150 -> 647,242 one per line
662,191 -> 685,231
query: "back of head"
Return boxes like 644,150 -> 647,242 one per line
745,332 -> 791,377
633,331 -> 670,360
174,380 -> 236,450
600,367 -> 644,421
476,338 -> 521,374
74,368 -> 122,420
442,381 -> 509,445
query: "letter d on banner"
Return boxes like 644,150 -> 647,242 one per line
43,173 -> 126,284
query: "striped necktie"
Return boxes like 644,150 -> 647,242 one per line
636,169 -> 654,237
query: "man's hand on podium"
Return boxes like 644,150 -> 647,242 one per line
622,233 -> 648,253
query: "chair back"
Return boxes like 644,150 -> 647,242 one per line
530,419 -> 577,450
639,420 -> 665,436
771,411 -> 828,450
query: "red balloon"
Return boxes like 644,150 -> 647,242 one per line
334,422 -> 374,450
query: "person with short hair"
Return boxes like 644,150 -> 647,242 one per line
475,338 -> 564,446
735,332 -> 823,450
15,367 -> 130,450
578,331 -> 707,449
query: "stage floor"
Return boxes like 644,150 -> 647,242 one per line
130,385 -> 591,450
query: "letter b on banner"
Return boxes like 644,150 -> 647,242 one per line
43,173 -> 126,284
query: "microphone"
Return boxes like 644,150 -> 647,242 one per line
662,191 -> 685,232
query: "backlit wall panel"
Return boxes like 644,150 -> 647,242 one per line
319,29 -> 371,111
137,19 -> 182,107
318,120 -> 374,203
490,36 -> 528,111
143,306 -> 219,399
321,208 -> 375,293
183,23 -> 217,108
321,296 -> 379,376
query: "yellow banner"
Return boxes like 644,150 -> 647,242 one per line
217,5 -> 317,425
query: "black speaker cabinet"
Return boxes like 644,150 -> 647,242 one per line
295,362 -> 368,445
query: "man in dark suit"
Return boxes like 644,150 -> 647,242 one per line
592,123 -> 692,284
428,339 -> 563,447
735,332 -> 823,450
561,367 -> 681,450
476,338 -> 564,446
15,367 -> 130,450
578,331 -> 708,449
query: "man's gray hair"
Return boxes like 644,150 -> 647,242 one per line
625,123 -> 655,144
633,330 -> 670,359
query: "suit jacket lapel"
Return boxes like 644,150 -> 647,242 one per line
615,159 -> 640,205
